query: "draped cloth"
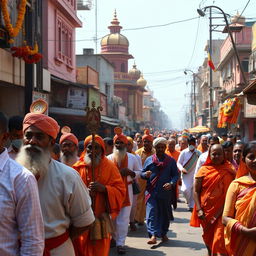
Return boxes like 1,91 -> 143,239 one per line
190,157 -> 235,255
197,143 -> 207,153
223,175 -> 256,256
72,156 -> 126,256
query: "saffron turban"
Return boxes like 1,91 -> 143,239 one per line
142,129 -> 153,142
126,136 -> 133,144
84,135 -> 105,155
113,127 -> 128,144
60,133 -> 78,146
153,137 -> 167,148
23,113 -> 60,139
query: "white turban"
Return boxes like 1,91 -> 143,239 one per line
153,137 -> 167,147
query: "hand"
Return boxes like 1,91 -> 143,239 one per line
197,209 -> 205,220
120,168 -> 129,177
182,168 -> 188,174
88,182 -> 106,193
145,170 -> 152,178
163,183 -> 172,191
243,227 -> 256,241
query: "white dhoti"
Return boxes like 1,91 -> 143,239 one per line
181,170 -> 195,208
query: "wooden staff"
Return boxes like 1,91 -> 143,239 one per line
85,101 -> 102,188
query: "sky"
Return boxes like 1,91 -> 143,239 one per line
75,0 -> 255,130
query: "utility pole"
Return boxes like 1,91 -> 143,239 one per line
193,73 -> 196,126
209,7 -> 213,129
190,81 -> 193,127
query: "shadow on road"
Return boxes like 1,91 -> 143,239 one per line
172,216 -> 190,224
110,246 -> 166,256
150,239 -> 206,251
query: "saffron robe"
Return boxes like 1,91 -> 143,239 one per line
223,175 -> 256,256
190,160 -> 235,255
72,156 -> 126,256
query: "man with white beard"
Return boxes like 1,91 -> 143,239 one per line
59,130 -> 79,167
72,135 -> 125,256
0,112 -> 44,255
16,109 -> 95,256
107,127 -> 141,255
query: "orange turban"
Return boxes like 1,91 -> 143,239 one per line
84,135 -> 105,155
127,136 -> 133,144
113,127 -> 128,144
60,133 -> 78,146
23,113 -> 60,139
142,129 -> 153,142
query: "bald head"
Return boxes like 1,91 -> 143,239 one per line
210,144 -> 224,165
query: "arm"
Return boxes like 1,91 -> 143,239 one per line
141,158 -> 152,179
177,151 -> 187,174
16,172 -> 44,256
193,177 -> 205,220
163,160 -> 179,191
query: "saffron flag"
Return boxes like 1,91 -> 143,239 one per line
208,51 -> 216,72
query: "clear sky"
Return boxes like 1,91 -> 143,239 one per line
75,0 -> 254,130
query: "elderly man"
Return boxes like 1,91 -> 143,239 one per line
177,136 -> 201,211
197,135 -> 208,153
107,127 -> 141,254
16,110 -> 95,256
141,137 -> 179,244
60,130 -> 79,167
72,135 -> 126,256
134,129 -> 155,226
0,112 -> 44,255
175,136 -> 188,152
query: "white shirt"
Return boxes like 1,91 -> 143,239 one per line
194,151 -> 208,177
177,148 -> 201,171
0,148 -> 44,256
38,160 -> 95,255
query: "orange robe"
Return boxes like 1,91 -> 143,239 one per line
197,143 -> 208,153
223,175 -> 256,256
72,156 -> 126,256
134,147 -> 155,223
236,160 -> 249,179
190,161 -> 235,255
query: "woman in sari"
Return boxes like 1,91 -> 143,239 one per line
223,142 -> 256,256
190,144 -> 236,256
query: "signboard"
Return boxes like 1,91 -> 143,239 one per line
119,105 -> 126,121
244,97 -> 256,118
67,87 -> 87,109
100,93 -> 107,116
88,88 -> 100,108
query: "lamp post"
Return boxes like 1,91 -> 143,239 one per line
197,5 -> 247,128
184,70 -> 196,127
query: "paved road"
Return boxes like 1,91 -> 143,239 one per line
110,198 -> 207,256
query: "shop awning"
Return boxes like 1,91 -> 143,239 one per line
243,79 -> 256,105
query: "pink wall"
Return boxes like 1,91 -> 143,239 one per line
43,0 -> 81,82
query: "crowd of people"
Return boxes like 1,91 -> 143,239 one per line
0,105 -> 256,256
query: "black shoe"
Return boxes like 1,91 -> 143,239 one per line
117,246 -> 126,254
188,208 -> 193,212
110,238 -> 116,248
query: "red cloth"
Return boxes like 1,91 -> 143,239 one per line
43,231 -> 69,256
60,133 -> 78,146
113,134 -> 128,144
142,134 -> 153,142
23,113 -> 60,139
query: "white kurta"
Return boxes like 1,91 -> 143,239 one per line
38,160 -> 95,256
107,153 -> 141,246
177,148 -> 201,208
194,151 -> 208,178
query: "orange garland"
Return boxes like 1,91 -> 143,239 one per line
1,0 -> 27,43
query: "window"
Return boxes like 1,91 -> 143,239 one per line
242,59 -> 249,72
56,13 -> 73,67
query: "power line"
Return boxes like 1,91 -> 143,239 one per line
239,0 -> 251,17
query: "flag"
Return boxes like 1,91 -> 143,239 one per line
207,51 -> 216,72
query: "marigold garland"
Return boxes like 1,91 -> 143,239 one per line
1,0 -> 27,43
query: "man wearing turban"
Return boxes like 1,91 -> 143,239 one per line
141,137 -> 179,244
72,135 -> 125,256
107,127 -> 141,254
60,130 -> 79,167
134,129 -> 155,226
16,111 -> 95,256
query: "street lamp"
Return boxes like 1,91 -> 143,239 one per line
184,69 -> 196,127
197,5 -> 247,128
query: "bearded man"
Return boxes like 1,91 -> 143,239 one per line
16,111 -> 95,256
72,135 -> 125,256
107,128 -> 141,254
134,129 -> 155,226
60,131 -> 79,167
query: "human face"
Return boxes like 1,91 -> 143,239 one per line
143,139 -> 153,151
155,143 -> 166,158
114,139 -> 126,150
201,137 -> 208,146
86,142 -> 103,159
136,137 -> 143,148
210,145 -> 224,165
224,146 -> 233,162
61,140 -> 77,156
9,129 -> 23,141
244,147 -> 256,174
180,139 -> 188,150
233,144 -> 243,162
167,140 -> 175,152
127,141 -> 133,153
23,126 -> 54,152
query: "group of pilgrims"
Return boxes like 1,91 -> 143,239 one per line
0,100 -> 256,256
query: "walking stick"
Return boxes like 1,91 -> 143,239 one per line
85,101 -> 102,207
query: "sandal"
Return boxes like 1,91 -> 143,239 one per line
147,236 -> 157,244
161,235 -> 169,242
117,246 -> 126,254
